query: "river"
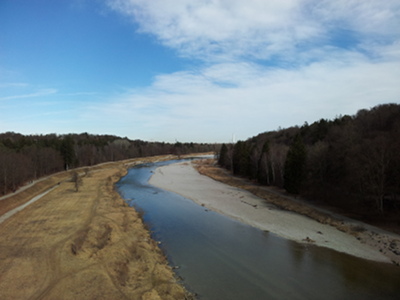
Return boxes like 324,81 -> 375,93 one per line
116,160 -> 400,300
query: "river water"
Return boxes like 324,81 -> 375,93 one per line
116,160 -> 400,300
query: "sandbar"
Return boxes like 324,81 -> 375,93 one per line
149,161 -> 393,263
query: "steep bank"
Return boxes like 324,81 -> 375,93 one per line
0,155 -> 193,299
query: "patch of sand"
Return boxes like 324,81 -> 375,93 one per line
149,161 -> 398,264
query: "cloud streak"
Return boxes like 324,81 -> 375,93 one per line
107,0 -> 316,61
0,88 -> 58,101
97,54 -> 400,142
107,0 -> 400,61
98,1 -> 400,141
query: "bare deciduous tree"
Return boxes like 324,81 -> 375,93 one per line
71,171 -> 82,192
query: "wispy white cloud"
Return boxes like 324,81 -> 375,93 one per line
106,0 -> 319,61
96,50 -> 400,142
106,0 -> 400,62
0,88 -> 58,101
0,82 -> 30,89
309,0 -> 400,38
97,0 -> 400,142
61,91 -> 98,97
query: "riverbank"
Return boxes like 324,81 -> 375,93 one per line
0,155 -> 194,299
149,160 -> 400,265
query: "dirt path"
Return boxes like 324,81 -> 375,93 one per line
0,156 -> 193,300
0,185 -> 59,224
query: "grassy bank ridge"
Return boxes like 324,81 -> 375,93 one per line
0,154 -> 203,299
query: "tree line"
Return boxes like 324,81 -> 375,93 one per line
218,103 -> 400,220
0,132 -> 217,195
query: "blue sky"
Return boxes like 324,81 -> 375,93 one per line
1,0 -> 399,143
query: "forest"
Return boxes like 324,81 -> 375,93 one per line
218,103 -> 400,224
0,132 -> 217,195
2,104 -> 399,226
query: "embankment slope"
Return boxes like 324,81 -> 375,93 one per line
0,156 -> 191,299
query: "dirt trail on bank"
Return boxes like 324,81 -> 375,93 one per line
0,155 -> 192,300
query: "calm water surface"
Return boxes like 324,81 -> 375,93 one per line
116,160 -> 400,300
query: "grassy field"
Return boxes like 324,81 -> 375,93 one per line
0,155 -> 194,299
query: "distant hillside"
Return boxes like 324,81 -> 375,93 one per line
218,103 -> 400,224
0,132 -> 217,195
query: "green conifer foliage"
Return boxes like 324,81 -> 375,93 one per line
283,135 -> 306,194
60,136 -> 75,170
218,143 -> 228,167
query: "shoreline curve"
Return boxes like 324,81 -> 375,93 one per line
149,161 -> 395,264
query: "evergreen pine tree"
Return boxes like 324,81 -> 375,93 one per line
232,141 -> 250,176
283,135 -> 306,194
60,136 -> 75,170
257,140 -> 270,184
218,144 -> 228,167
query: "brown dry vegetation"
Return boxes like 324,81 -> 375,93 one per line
195,159 -> 400,266
0,172 -> 69,216
0,155 -> 194,300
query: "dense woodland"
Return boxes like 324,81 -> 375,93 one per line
0,132 -> 216,195
2,104 -> 399,226
219,104 -> 400,223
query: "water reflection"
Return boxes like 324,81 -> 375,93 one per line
117,161 -> 400,300
286,232 -> 400,299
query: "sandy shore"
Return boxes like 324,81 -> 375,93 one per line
149,161 -> 397,264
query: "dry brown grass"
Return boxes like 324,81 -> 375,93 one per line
0,154 -> 198,299
0,173 -> 68,216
